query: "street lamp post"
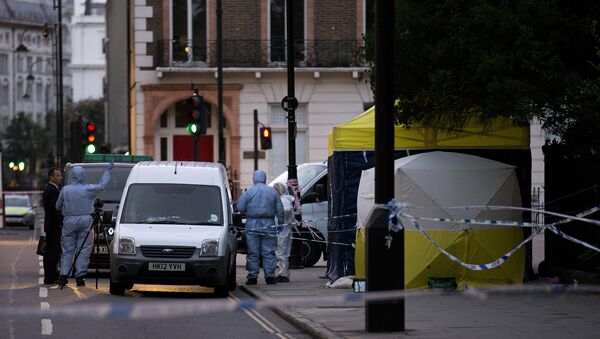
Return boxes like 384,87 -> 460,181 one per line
55,0 -> 64,168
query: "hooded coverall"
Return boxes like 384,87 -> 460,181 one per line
56,163 -> 113,277
276,193 -> 295,279
237,170 -> 284,279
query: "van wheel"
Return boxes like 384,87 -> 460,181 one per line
302,240 -> 322,268
228,257 -> 237,291
109,280 -> 126,295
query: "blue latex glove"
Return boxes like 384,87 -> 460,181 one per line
107,160 -> 115,172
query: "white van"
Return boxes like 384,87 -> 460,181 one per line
109,161 -> 238,297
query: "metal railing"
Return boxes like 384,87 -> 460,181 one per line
155,39 -> 366,68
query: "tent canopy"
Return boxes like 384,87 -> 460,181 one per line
325,106 -> 531,283
328,106 -> 530,154
355,152 -> 525,288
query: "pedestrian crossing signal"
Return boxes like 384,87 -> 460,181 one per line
260,127 -> 272,150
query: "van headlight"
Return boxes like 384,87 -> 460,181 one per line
119,237 -> 136,255
200,239 -> 219,256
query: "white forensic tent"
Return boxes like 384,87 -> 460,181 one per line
355,151 -> 525,288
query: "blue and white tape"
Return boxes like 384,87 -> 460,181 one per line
384,202 -> 600,271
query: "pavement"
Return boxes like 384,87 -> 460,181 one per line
240,263 -> 600,339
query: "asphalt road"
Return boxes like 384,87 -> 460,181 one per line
0,210 -> 310,339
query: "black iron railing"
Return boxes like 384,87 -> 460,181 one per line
155,39 -> 366,68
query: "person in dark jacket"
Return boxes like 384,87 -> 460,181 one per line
42,167 -> 63,285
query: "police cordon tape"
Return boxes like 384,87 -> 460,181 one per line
2,283 -> 600,319
239,201 -> 600,270
384,200 -> 600,271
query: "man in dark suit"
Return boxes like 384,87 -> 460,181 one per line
43,167 -> 63,285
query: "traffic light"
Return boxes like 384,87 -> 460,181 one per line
260,127 -> 272,150
187,92 -> 207,136
85,122 -> 96,154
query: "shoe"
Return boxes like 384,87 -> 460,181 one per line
245,278 -> 257,285
58,276 -> 68,288
265,277 -> 277,285
275,276 -> 289,283
76,277 -> 86,287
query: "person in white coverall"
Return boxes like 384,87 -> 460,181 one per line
56,161 -> 113,287
237,170 -> 284,285
273,182 -> 295,283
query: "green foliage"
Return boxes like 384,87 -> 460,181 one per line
1,112 -> 49,169
365,0 -> 600,149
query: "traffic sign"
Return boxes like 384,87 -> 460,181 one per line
281,96 -> 298,112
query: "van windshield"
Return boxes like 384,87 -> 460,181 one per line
120,184 -> 223,225
270,164 -> 326,188
66,166 -> 132,203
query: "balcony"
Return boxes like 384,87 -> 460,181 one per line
154,39 -> 366,69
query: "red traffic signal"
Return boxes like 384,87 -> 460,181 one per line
260,127 -> 272,150
86,122 -> 95,132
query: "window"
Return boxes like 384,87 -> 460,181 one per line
172,0 -> 207,63
0,54 -> 8,75
17,77 -> 23,98
1,80 -> 9,105
120,184 -> 223,225
268,103 -> 307,179
269,0 -> 305,63
36,83 -> 43,103
160,110 -> 168,128
160,137 -> 168,160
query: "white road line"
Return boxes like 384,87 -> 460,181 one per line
40,302 -> 50,310
39,261 -> 43,267
39,277 -> 44,285
39,268 -> 44,275
230,295 -> 291,339
41,319 -> 52,335
38,255 -> 44,260
39,287 -> 48,298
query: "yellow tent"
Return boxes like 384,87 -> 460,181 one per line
326,106 -> 530,288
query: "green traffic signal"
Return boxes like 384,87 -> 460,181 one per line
86,144 -> 96,154
187,123 -> 199,135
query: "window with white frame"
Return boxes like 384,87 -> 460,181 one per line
36,82 -> 43,103
172,0 -> 208,64
269,0 -> 305,63
268,103 -> 307,179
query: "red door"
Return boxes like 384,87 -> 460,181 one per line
172,135 -> 214,162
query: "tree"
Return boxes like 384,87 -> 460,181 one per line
365,0 -> 600,154
2,113 -> 50,185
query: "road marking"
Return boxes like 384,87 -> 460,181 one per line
40,302 -> 50,310
39,277 -> 44,285
69,285 -> 86,300
39,287 -> 48,298
230,295 -> 291,339
39,261 -> 43,267
41,319 -> 52,335
39,255 -> 44,260
39,268 -> 44,275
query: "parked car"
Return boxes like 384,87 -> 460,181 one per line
109,161 -> 238,297
235,162 -> 328,267
63,155 -> 150,269
4,194 -> 36,229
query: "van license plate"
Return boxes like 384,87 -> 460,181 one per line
148,263 -> 186,271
